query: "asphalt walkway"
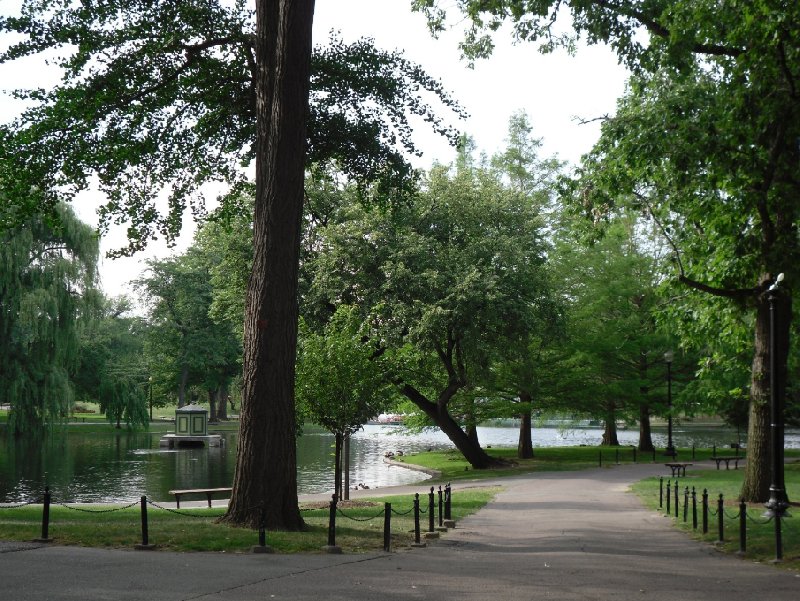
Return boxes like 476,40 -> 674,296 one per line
2,462 -> 798,600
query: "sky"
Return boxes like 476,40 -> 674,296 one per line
0,1 -> 630,298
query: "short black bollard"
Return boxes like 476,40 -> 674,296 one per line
383,502 -> 391,552
428,487 -> 435,533
135,496 -> 155,550
438,486 -> 443,528
615,448 -> 619,465
652,448 -> 656,462
666,480 -> 671,514
692,444 -> 696,460
712,444 -> 717,458
717,493 -> 724,543
683,487 -> 689,522
659,477 -> 663,509
324,494 -> 342,553
702,489 -> 709,534
692,487 -> 698,529
252,503 -> 274,553
39,487 -> 51,542
674,480 -> 679,518
738,500 -> 747,555
140,496 -> 149,545
444,483 -> 452,521
632,447 -> 637,463
413,493 -> 422,545
598,451 -> 602,467
259,504 -> 266,547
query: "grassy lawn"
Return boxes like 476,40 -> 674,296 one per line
0,487 -> 498,553
631,462 -> 800,570
394,445 -> 762,483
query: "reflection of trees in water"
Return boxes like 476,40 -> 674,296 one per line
2,425 -> 798,502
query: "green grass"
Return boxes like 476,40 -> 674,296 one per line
631,462 -> 800,570
0,488 -> 498,553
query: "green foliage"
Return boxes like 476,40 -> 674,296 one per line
0,1 -> 465,251
296,306 -> 388,437
0,202 -> 99,434
74,295 -> 150,429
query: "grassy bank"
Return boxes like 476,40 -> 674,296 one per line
0,488 -> 498,553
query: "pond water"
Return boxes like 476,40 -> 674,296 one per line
1,423 -> 798,503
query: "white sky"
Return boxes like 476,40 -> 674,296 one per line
0,1 -> 629,298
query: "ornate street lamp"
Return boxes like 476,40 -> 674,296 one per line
763,273 -> 790,561
664,350 -> 676,458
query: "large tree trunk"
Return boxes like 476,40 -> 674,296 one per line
517,391 -> 534,459
740,290 -> 791,502
208,389 -> 218,422
223,0 -> 315,530
400,383 -> 501,469
602,404 -> 619,446
216,385 -> 228,421
177,364 -> 189,408
638,403 -> 654,452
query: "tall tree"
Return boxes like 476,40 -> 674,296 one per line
306,162 -> 553,468
75,295 -> 150,429
1,1 -> 463,527
0,202 -> 99,434
417,0 -> 800,503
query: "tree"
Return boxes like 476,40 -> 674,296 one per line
417,0 -> 800,503
296,306 -> 388,499
75,295 -> 150,429
306,159 -> 554,468
2,0 -> 464,529
0,202 -> 99,434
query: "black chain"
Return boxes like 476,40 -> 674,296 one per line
390,506 -> 414,516
337,507 -> 386,522
56,500 -> 140,514
146,499 -> 219,518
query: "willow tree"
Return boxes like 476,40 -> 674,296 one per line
0,201 -> 99,434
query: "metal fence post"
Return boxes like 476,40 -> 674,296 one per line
413,493 -> 421,545
692,487 -> 698,529
438,486 -> 443,528
383,502 -> 391,552
428,487 -> 435,533
328,494 -> 338,547
674,480 -> 679,518
666,480 -> 671,515
40,487 -> 51,542
683,487 -> 689,522
717,493 -> 724,543
738,500 -> 747,555
702,489 -> 709,534
659,477 -> 663,509
444,483 -> 452,520
134,495 -> 155,550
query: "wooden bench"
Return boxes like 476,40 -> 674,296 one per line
665,463 -> 692,477
168,487 -> 232,509
713,456 -> 744,470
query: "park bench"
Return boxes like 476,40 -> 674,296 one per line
713,456 -> 744,470
664,462 -> 692,477
168,487 -> 232,509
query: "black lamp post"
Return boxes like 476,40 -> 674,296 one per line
664,350 -> 676,458
148,376 -> 153,422
763,273 -> 790,561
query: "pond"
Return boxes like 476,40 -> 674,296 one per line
1,423 -> 798,503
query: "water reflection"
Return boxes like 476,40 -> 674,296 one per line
1,424 -> 797,503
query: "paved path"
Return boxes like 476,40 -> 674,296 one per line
2,463 -> 798,600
